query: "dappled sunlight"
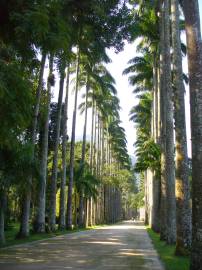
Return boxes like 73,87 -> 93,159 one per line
83,240 -> 127,246
118,251 -> 143,256
97,222 -> 145,231
0,222 -> 164,270
118,248 -> 157,257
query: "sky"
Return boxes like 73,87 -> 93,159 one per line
105,3 -> 202,158
64,42 -> 136,157
53,3 -> 202,159
106,43 -> 137,156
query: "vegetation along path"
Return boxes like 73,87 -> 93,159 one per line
0,221 -> 164,270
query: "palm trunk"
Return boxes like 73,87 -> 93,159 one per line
164,0 -> 176,244
59,64 -> 70,230
78,77 -> 90,228
85,198 -> 89,227
91,106 -> 97,226
181,1 -> 202,268
19,52 -> 46,237
89,97 -> 95,226
151,170 -> 160,232
159,2 -> 167,241
144,170 -> 149,225
90,97 -> 95,170
0,191 -> 6,244
151,58 -> 160,232
97,116 -> 101,177
93,107 -> 97,176
67,48 -> 80,229
49,56 -> 66,231
95,116 -> 100,224
171,0 -> 191,254
101,122 -> 105,223
34,55 -> 53,233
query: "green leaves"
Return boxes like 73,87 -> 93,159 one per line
0,58 -> 33,149
135,138 -> 161,172
123,54 -> 153,92
129,91 -> 160,173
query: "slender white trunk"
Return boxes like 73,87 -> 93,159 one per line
67,48 -> 80,229
78,77 -> 90,227
34,55 -> 53,233
59,64 -> 70,230
49,56 -> 66,231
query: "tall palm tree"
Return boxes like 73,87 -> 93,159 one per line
67,47 -> 80,229
59,64 -> 70,230
0,191 -> 6,244
163,0 -> 176,245
78,61 -> 117,226
158,1 -> 167,241
123,38 -> 161,232
181,0 -> 202,268
171,0 -> 191,254
19,52 -> 46,237
34,54 -> 54,233
49,53 -> 67,231
78,76 -> 90,227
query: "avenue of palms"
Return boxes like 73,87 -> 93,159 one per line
0,1 -> 202,270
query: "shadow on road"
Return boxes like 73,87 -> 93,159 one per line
0,221 -> 164,270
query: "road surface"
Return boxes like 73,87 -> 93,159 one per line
0,221 -> 164,270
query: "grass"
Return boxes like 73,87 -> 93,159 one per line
147,228 -> 190,270
0,223 -> 101,249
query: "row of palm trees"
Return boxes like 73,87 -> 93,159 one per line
0,0 -> 135,245
124,0 -> 202,269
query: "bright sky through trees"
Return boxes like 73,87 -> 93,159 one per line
59,3 -> 202,159
106,43 -> 136,156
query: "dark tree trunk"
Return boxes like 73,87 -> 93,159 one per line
0,191 -> 6,244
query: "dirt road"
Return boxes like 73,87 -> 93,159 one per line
0,221 -> 164,270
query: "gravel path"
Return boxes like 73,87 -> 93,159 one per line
0,221 -> 165,270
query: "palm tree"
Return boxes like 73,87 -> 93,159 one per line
34,54 -> 54,233
67,47 -> 80,229
18,0 -> 71,237
181,0 -> 202,268
78,76 -> 90,227
49,53 -> 67,231
129,91 -> 160,224
78,61 -> 117,226
123,36 -> 161,231
163,0 -> 176,245
158,1 -> 167,241
171,0 -> 191,254
0,191 -> 6,244
59,64 -> 70,230
19,52 -> 46,238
